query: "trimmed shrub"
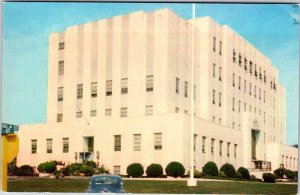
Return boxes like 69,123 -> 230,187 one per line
127,163 -> 144,178
165,162 -> 185,178
220,163 -> 236,178
274,168 -> 286,179
80,165 -> 95,176
263,173 -> 276,183
187,169 -> 202,178
85,161 -> 97,168
54,170 -> 61,179
285,170 -> 296,180
61,166 -> 71,176
16,165 -> 34,176
237,167 -> 250,180
38,161 -> 57,173
146,164 -> 163,178
218,171 -> 226,178
203,161 -> 218,176
236,172 -> 242,179
250,175 -> 256,181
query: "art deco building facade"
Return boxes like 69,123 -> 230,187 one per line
17,9 -> 298,176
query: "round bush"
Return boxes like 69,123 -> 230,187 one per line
38,161 -> 57,173
146,164 -> 163,178
165,162 -> 185,178
263,173 -> 276,183
127,163 -> 144,178
220,163 -> 236,178
237,167 -> 250,180
187,169 -> 202,178
17,165 -> 34,176
203,161 -> 218,176
285,170 -> 296,180
274,168 -> 286,179
250,175 -> 257,181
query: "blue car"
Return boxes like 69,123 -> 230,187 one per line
87,174 -> 126,193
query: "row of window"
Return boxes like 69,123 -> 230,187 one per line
175,78 -> 196,99
31,138 -> 69,154
212,36 -> 222,56
282,155 -> 298,170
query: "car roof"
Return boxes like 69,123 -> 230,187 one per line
91,174 -> 122,180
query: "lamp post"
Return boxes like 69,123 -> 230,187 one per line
187,3 -> 197,187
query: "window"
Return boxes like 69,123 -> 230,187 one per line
234,144 -> 237,158
76,111 -> 82,118
175,107 -> 179,113
219,41 -> 222,55
264,91 -> 266,102
259,67 -> 262,80
244,80 -> 246,93
59,42 -> 65,50
121,78 -> 128,94
233,49 -> 236,63
255,64 -> 257,77
254,85 -> 257,98
57,114 -> 63,122
227,142 -> 230,157
146,75 -> 153,92
133,134 -> 141,151
264,70 -> 267,83
249,83 -> 252,95
250,61 -> 253,74
238,53 -> 242,66
105,109 -> 112,116
232,73 -> 235,87
120,107 -> 127,117
63,138 -> 69,153
219,92 -> 222,107
219,67 -> 222,81
194,134 -> 197,151
194,85 -> 196,100
212,90 -> 216,104
91,82 -> 97,97
211,138 -> 215,154
184,110 -> 188,114
259,88 -> 261,100
77,84 -> 83,99
238,100 -> 241,113
202,136 -> 206,153
218,118 -> 222,124
232,122 -> 235,128
244,103 -> 247,112
46,139 -> 52,153
90,110 -> 97,117
106,80 -> 112,96
57,87 -> 63,101
31,139 -> 37,154
58,61 -> 64,75
219,140 -> 223,156
145,105 -> 153,116
176,78 -> 180,94
113,166 -> 121,175
213,64 -> 216,77
213,36 -> 216,52
244,58 -> 247,71
232,98 -> 235,111
114,135 -> 121,151
238,77 -> 241,90
212,116 -> 216,122
154,133 -> 162,150
184,81 -> 188,97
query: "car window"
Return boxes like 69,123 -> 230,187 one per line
94,178 -> 118,185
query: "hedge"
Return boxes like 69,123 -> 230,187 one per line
203,161 -> 218,176
146,164 -> 163,178
127,163 -> 144,177
220,163 -> 236,178
165,162 -> 185,178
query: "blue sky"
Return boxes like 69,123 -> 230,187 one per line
2,3 -> 299,145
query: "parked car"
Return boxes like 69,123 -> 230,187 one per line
86,174 -> 126,193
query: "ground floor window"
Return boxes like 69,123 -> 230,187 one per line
31,139 -> 37,154
114,135 -> 121,151
63,138 -> 69,153
154,133 -> 162,150
113,165 -> 121,175
46,139 -> 53,153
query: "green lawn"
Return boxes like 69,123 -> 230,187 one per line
8,178 -> 297,194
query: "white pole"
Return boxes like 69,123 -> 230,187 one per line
187,3 -> 197,187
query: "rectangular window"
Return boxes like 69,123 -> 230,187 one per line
239,53 -> 242,66
244,58 -> 247,71
219,41 -> 222,55
238,77 -> 241,90
194,134 -> 197,151
249,83 -> 252,95
57,114 -> 63,122
154,133 -> 162,150
57,87 -> 63,101
120,107 -> 127,117
59,42 -> 65,50
211,138 -> 215,154
194,85 -> 196,100
133,134 -> 141,151
114,135 -> 121,151
63,138 -> 69,153
76,111 -> 82,118
113,166 -> 121,175
213,90 -> 216,104
106,80 -> 112,96
244,103 -> 247,112
234,144 -> 237,158
90,110 -> 97,117
238,100 -> 241,113
232,73 -> 235,87
219,92 -> 222,107
184,81 -> 188,97
213,36 -> 216,52
219,67 -> 222,81
146,75 -> 153,92
232,98 -> 235,111
46,139 -> 52,153
233,49 -> 236,62
244,80 -> 246,93
250,61 -> 253,74
145,105 -> 153,116
31,139 -> 37,154
176,78 -> 180,94
91,82 -> 97,97
175,107 -> 179,113
219,140 -> 223,156
105,109 -> 112,116
259,88 -> 261,100
77,84 -> 83,99
58,61 -> 64,75
254,85 -> 257,98
121,78 -> 128,94
227,142 -> 230,157
264,91 -> 266,102
213,64 -> 216,77
202,136 -> 206,153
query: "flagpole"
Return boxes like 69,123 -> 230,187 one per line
187,3 -> 197,187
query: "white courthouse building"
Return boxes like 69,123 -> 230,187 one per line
17,9 -> 298,175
